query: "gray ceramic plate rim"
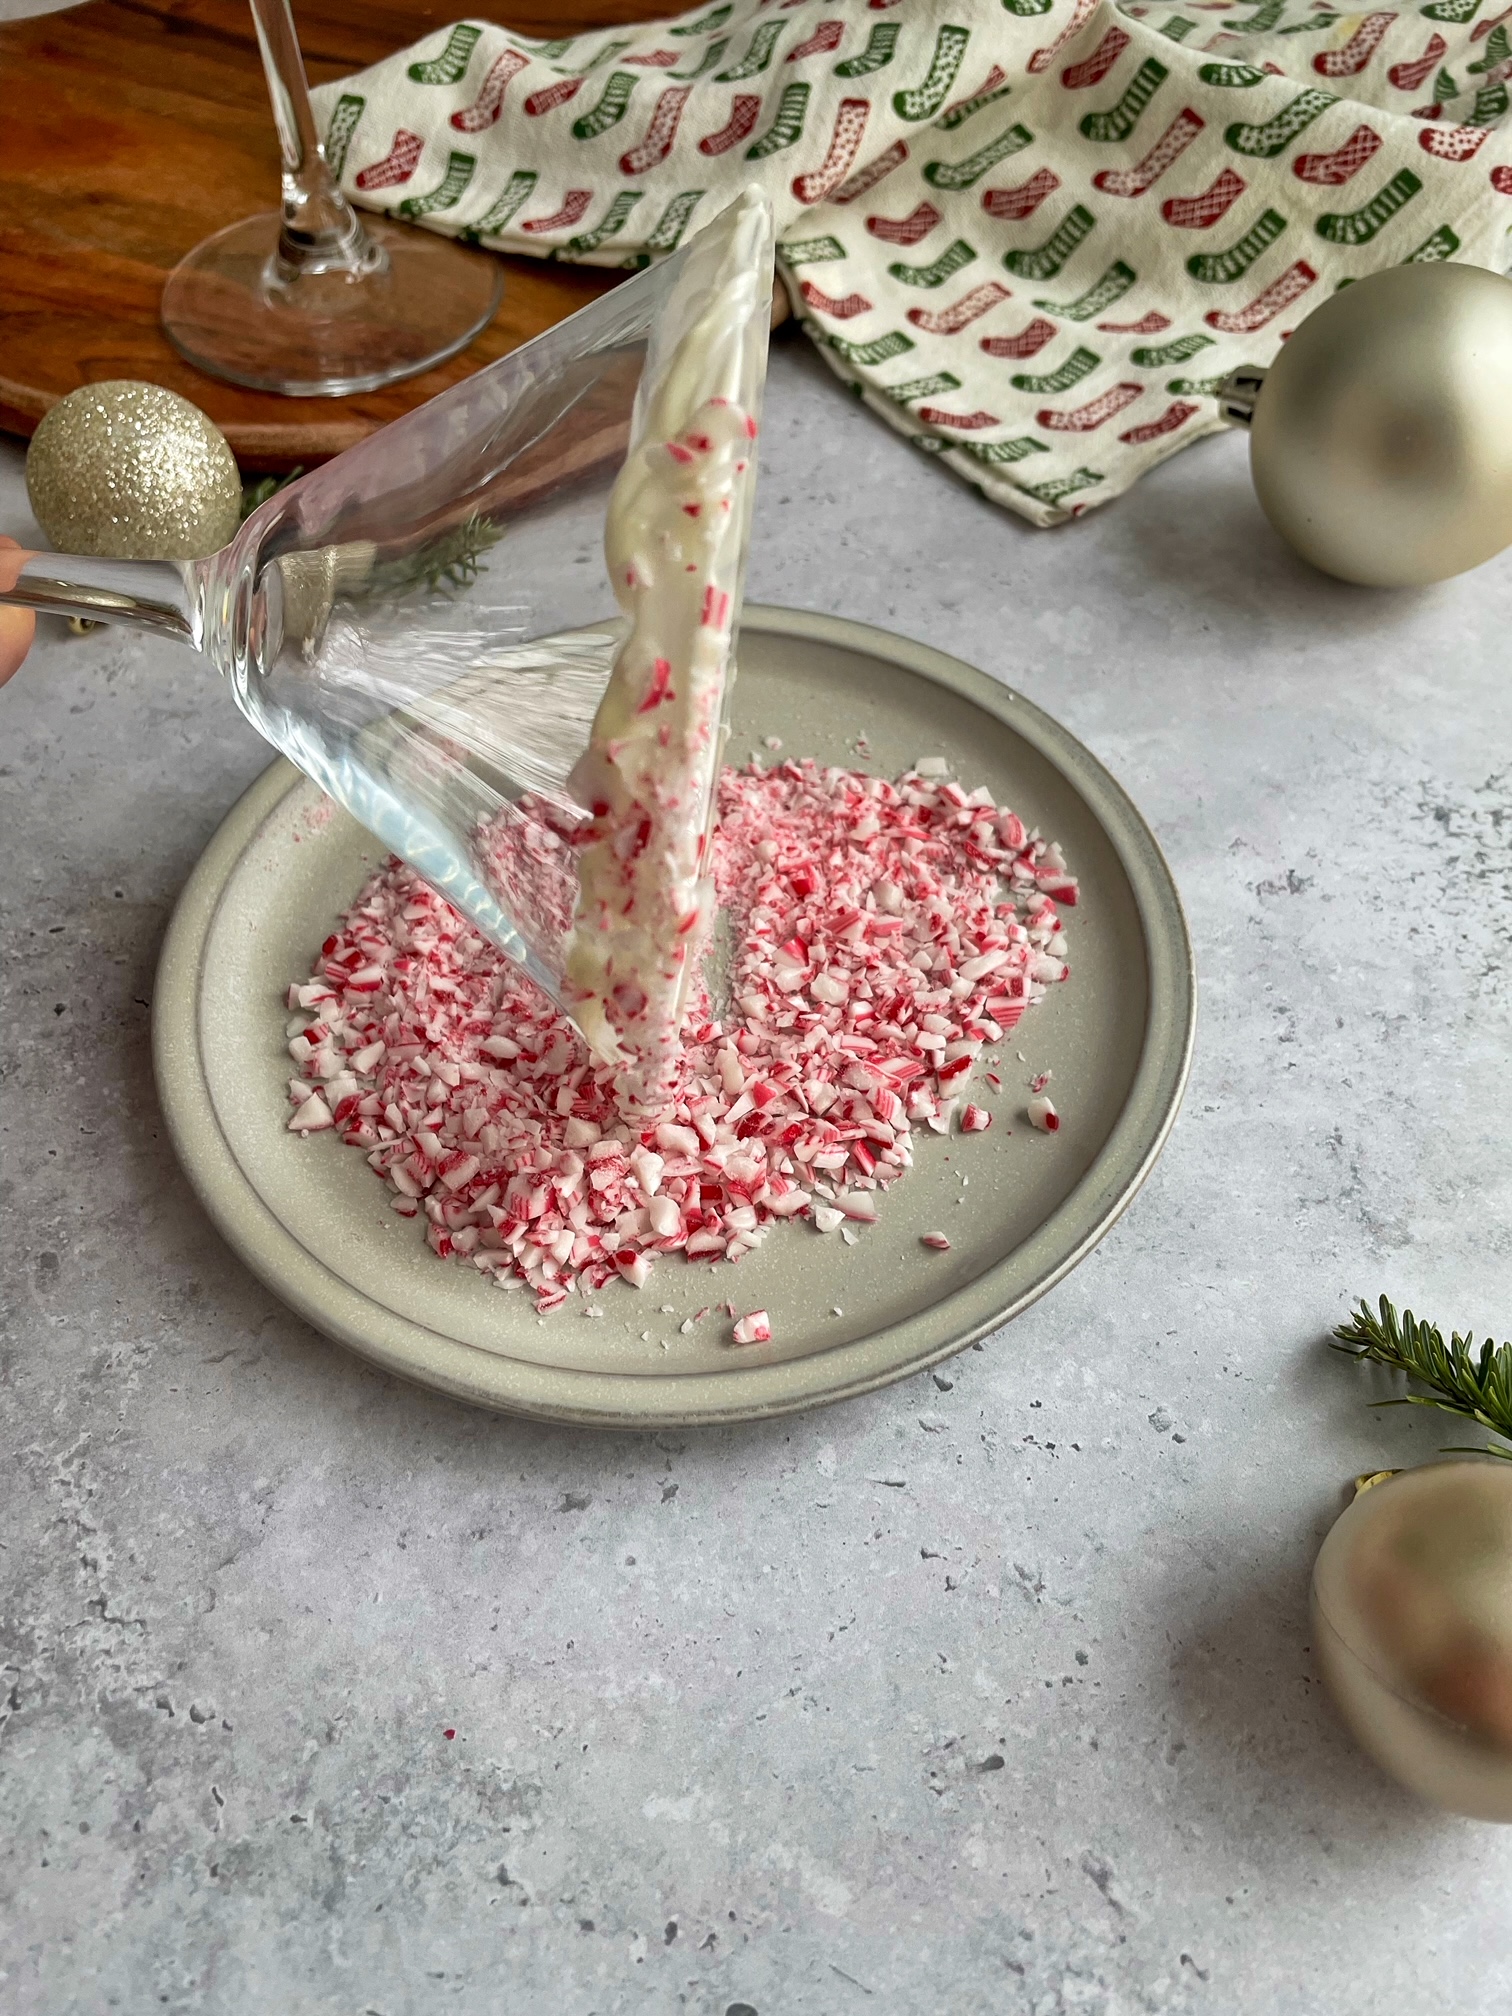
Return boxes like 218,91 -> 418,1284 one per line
153,605 -> 1195,1427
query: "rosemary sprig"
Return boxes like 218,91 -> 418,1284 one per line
369,514 -> 503,597
1332,1295 -> 1512,1459
240,467 -> 303,521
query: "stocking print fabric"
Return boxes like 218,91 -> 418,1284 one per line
313,0 -> 1512,525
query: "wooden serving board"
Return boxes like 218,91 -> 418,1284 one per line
0,0 -> 678,469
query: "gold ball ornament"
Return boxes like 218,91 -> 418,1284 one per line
1226,262 -> 1512,588
25,381 -> 242,562
1313,1461 -> 1512,1819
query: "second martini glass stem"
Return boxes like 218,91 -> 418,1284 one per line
249,0 -> 380,282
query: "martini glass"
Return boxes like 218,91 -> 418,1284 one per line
160,0 -> 502,396
8,196 -> 775,1043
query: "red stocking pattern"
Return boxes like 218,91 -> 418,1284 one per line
1419,122 -> 1491,159
1118,399 -> 1199,443
355,129 -> 424,190
792,98 -> 871,202
866,200 -> 942,243
698,94 -> 762,155
982,168 -> 1061,219
1096,312 -> 1170,333
451,50 -> 529,132
1387,34 -> 1446,92
800,278 -> 875,315
787,18 -> 845,61
1292,126 -> 1381,183
916,404 -> 1002,427
620,87 -> 693,173
520,188 -> 594,232
979,317 -> 1058,358
907,280 -> 1013,332
832,138 -> 909,202
524,78 -> 584,117
1093,109 -> 1206,197
1061,28 -> 1130,89
1313,12 -> 1397,79
1203,261 -> 1317,332
1038,382 -> 1145,431
1029,0 -> 1099,78
1160,164 -> 1245,225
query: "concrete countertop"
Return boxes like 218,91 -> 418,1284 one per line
5,337 -> 1512,2013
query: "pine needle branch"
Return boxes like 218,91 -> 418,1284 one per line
369,515 -> 502,598
1332,1294 -> 1512,1459
240,467 -> 303,521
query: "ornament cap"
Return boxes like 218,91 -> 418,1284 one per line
1217,365 -> 1266,430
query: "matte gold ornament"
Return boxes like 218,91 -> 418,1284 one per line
1313,1461 -> 1512,1820
25,382 -> 242,562
1221,262 -> 1512,588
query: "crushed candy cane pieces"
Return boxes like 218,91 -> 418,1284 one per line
921,1233 -> 952,1251
1028,1094 -> 1060,1133
284,759 -> 1077,1311
732,1309 -> 772,1345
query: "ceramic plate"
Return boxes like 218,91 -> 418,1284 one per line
153,606 -> 1194,1425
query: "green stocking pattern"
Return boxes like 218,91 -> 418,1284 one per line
565,190 -> 644,255
1009,346 -> 1100,392
572,72 -> 638,141
1033,262 -> 1137,320
959,437 -> 1050,463
397,150 -> 475,218
892,25 -> 972,122
1314,169 -> 1421,246
1003,203 -> 1095,280
459,169 -> 538,243
408,25 -> 481,87
1185,209 -> 1287,282
887,239 -> 978,286
1079,61 -> 1168,145
1129,332 -> 1213,367
835,24 -> 900,78
716,21 -> 787,80
923,122 -> 1034,188
1224,89 -> 1336,158
746,82 -> 810,157
828,329 -> 917,365
324,94 -> 364,181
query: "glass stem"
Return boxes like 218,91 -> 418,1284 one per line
0,551 -> 203,646
248,0 -> 382,283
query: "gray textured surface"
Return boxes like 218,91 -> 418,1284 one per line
4,335 -> 1512,2013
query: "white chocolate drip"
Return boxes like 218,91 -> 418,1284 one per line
564,191 -> 773,1109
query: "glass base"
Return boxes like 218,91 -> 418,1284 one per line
161,213 -> 504,397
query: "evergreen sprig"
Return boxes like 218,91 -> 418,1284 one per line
1332,1295 -> 1512,1459
370,514 -> 502,597
240,467 -> 303,521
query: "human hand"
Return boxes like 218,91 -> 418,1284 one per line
0,537 -> 37,686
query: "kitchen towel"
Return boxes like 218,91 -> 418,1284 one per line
313,0 -> 1512,524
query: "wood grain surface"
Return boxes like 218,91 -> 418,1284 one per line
0,0 -> 680,468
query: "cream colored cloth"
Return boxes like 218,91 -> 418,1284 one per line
314,0 -> 1512,524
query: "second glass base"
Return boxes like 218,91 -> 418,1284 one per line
162,213 -> 504,398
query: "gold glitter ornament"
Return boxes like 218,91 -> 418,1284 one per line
26,382 -> 243,561
1313,1461 -> 1512,1820
1222,263 -> 1512,588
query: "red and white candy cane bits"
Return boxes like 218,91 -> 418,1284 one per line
284,760 -> 1075,1315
